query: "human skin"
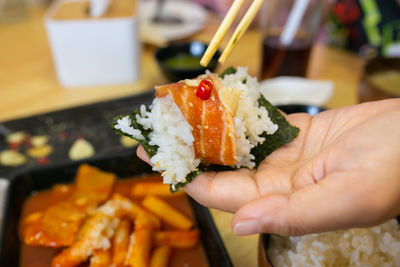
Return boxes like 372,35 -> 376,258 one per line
137,99 -> 400,236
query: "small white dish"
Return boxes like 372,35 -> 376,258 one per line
138,0 -> 207,44
259,76 -> 334,106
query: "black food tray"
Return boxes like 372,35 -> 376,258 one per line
0,151 -> 233,267
0,91 -> 155,179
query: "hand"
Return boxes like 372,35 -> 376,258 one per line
137,99 -> 400,236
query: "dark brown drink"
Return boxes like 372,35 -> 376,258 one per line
261,35 -> 311,79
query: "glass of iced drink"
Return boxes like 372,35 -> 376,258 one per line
260,0 -> 322,79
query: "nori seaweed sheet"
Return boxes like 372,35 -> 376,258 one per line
250,95 -> 300,166
219,66 -> 236,78
111,68 -> 299,192
111,108 -> 158,158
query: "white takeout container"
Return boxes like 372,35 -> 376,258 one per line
45,0 -> 140,88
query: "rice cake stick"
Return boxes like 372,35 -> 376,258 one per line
142,196 -> 193,230
110,194 -> 161,229
125,212 -> 154,267
219,0 -> 265,64
131,182 -> 184,198
200,0 -> 245,67
112,219 -> 131,267
149,246 -> 172,267
153,230 -> 199,249
90,249 -> 111,267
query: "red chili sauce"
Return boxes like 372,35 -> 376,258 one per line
19,174 -> 208,267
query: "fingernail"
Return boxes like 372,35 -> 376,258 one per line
233,219 -> 260,235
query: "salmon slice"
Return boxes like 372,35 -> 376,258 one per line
155,74 -> 236,165
20,164 -> 116,247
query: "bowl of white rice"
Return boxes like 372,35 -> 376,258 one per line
259,217 -> 400,267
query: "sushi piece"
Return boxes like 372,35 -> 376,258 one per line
112,67 -> 299,192
155,74 -> 237,166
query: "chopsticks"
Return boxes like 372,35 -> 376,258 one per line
200,0 -> 246,66
200,0 -> 265,67
0,124 -> 10,138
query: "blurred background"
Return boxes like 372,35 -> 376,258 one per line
0,0 -> 399,266
1,0 -> 399,119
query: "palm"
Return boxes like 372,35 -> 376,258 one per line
182,99 -> 400,235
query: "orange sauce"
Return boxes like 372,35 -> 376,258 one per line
19,174 -> 208,267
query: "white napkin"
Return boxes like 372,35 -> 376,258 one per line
90,0 -> 111,17
259,76 -> 333,106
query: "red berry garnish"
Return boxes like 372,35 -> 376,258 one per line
59,131 -> 68,140
9,142 -> 19,150
24,137 -> 32,148
37,157 -> 49,165
196,79 -> 213,100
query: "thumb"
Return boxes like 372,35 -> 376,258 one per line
136,145 -> 153,166
232,173 -> 380,236
232,194 -> 293,236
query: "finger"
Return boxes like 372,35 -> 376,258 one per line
232,171 -> 384,236
136,145 -> 153,166
308,99 -> 400,147
277,109 -> 287,117
183,113 -> 310,213
183,168 -> 259,213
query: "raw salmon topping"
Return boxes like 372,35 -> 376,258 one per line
155,74 -> 236,166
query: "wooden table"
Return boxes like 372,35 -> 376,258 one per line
0,5 -> 364,267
